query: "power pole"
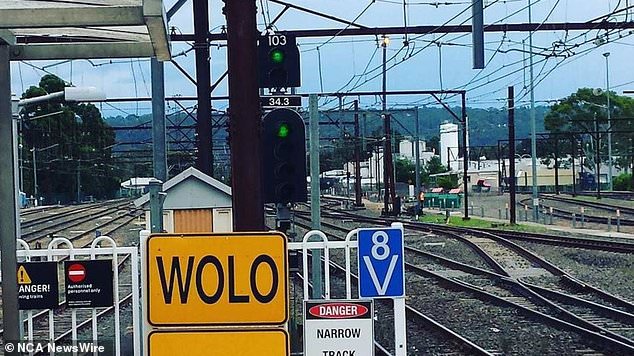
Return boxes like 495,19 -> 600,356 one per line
554,137 -> 559,194
151,59 -> 167,182
308,94 -> 323,297
528,0 -> 539,221
604,52 -> 612,191
381,35 -> 395,215
571,135 -> 577,197
353,100 -> 363,206
595,112 -> 601,199
462,93 -> 470,220
76,159 -> 81,202
225,0 -> 264,230
508,86 -> 516,224
414,107 -> 421,214
194,0 -> 213,176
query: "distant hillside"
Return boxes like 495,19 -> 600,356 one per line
105,106 -> 548,150
309,106 -> 547,147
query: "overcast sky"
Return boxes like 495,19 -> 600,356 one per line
9,0 -> 634,118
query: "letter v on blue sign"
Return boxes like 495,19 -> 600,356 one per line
357,227 -> 405,298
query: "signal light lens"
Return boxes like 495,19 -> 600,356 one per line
270,49 -> 285,64
277,123 -> 290,138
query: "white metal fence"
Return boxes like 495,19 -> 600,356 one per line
288,229 -> 359,300
15,236 -> 140,356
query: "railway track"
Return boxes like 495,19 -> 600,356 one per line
19,204 -> 65,217
21,200 -> 135,244
478,227 -> 634,254
563,191 -> 634,201
317,203 -> 634,255
540,194 -> 634,216
285,213 -> 496,355
20,201 -> 118,229
519,197 -> 634,226
294,201 -> 634,354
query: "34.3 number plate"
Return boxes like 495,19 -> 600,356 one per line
261,96 -> 302,108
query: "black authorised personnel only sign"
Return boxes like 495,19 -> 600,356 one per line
17,262 -> 59,310
64,260 -> 114,308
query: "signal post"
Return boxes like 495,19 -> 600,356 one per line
258,32 -> 308,353
257,32 -> 305,233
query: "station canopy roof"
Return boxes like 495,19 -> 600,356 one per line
0,0 -> 170,60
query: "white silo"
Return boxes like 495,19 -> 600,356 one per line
399,139 -> 427,160
440,122 -> 459,168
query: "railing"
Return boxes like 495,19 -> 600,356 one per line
15,236 -> 140,356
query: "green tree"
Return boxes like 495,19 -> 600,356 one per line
420,156 -> 448,187
20,75 -> 118,202
544,88 -> 634,167
395,158 -> 415,183
437,175 -> 459,190
614,173 -> 633,191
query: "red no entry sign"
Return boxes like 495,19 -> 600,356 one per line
64,260 -> 114,308
68,263 -> 86,283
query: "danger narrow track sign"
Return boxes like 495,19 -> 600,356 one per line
145,232 -> 288,326
304,300 -> 374,356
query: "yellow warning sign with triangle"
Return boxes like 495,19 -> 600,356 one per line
18,265 -> 32,284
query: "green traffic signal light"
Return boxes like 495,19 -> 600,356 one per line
277,123 -> 290,138
270,49 -> 285,64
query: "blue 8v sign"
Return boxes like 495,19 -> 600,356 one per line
357,227 -> 405,298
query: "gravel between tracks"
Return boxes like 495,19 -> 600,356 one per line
516,241 -> 634,303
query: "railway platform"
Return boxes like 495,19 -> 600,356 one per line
445,210 -> 634,240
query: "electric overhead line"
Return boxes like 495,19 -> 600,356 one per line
323,1 -> 634,110
319,0 -> 491,109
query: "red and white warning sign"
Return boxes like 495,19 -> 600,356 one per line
304,300 -> 374,356
67,263 -> 86,283
64,260 -> 114,308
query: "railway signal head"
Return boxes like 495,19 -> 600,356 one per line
258,34 -> 301,88
262,108 -> 307,204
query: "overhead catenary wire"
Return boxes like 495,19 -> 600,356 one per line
398,4 -> 630,109
319,0 -> 491,109
334,0 -> 633,110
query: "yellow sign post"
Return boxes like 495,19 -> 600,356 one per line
148,329 -> 289,356
146,232 -> 288,326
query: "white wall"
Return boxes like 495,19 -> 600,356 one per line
398,139 -> 427,160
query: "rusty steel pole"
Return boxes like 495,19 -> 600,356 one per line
225,0 -> 264,230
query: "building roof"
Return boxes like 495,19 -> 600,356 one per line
0,0 -> 170,60
134,167 -> 232,208
120,177 -> 155,189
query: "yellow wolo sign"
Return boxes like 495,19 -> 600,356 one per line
148,329 -> 289,356
146,232 -> 288,326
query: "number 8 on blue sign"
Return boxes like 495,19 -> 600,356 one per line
357,227 -> 405,298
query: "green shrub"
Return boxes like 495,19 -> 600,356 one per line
613,173 -> 632,191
